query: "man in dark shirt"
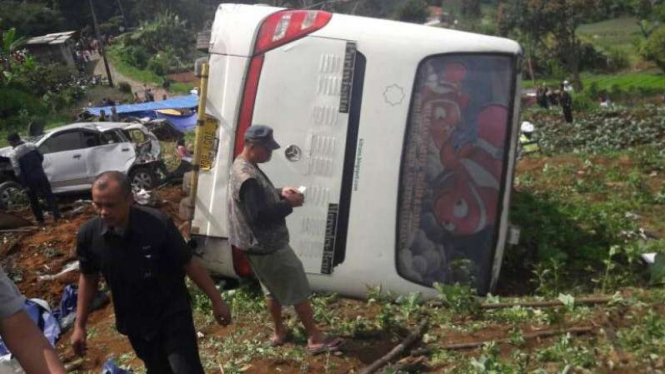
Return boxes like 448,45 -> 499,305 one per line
7,133 -> 60,225
560,83 -> 574,123
72,171 -> 232,374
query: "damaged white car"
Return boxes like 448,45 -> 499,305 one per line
0,122 -> 168,209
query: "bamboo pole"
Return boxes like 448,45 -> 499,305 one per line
187,63 -> 210,225
479,296 -> 613,310
359,320 -> 428,374
438,326 -> 594,351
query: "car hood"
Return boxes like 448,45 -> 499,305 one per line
0,146 -> 12,158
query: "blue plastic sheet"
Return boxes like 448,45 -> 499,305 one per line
52,284 -> 77,322
0,300 -> 61,356
103,358 -> 133,374
86,94 -> 199,117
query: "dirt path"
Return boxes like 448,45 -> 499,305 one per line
93,56 -> 169,101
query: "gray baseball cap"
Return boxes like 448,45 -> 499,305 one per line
244,125 -> 280,150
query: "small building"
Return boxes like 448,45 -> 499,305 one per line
24,31 -> 77,67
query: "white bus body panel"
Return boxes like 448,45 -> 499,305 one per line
254,36 -> 352,274
191,54 -> 247,238
196,3 -> 522,298
209,4 -> 280,57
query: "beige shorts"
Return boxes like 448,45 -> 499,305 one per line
247,244 -> 311,306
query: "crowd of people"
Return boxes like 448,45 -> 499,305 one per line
535,81 -> 574,123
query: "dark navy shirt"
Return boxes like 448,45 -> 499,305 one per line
77,206 -> 193,339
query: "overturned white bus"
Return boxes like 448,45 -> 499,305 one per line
188,3 -> 522,298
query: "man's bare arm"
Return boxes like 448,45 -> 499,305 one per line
0,310 -> 66,374
71,273 -> 100,356
185,257 -> 232,326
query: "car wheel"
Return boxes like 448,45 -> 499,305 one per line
0,181 -> 27,210
129,167 -> 157,191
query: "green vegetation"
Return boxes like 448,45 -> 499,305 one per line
577,16 -> 641,53
641,25 -> 665,72
395,0 -> 430,23
107,46 -> 164,86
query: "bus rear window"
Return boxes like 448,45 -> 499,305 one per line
397,54 -> 514,291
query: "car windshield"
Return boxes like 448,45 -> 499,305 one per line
396,54 -> 515,291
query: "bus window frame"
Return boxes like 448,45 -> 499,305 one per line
394,52 -> 520,293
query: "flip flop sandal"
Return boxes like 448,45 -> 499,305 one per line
306,336 -> 344,355
269,331 -> 292,347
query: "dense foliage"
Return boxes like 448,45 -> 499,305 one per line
114,11 -> 194,75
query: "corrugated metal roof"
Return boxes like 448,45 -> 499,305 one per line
26,31 -> 76,46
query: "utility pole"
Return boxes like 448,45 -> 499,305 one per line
89,0 -> 114,87
116,0 -> 127,26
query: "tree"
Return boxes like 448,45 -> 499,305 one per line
500,0 -> 600,89
395,0 -> 430,23
461,0 -> 482,18
629,0 -> 664,38
0,1 -> 63,37
641,25 -> 665,72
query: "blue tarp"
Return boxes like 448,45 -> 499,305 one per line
86,94 -> 199,117
0,300 -> 61,356
103,359 -> 133,374
155,111 -> 198,132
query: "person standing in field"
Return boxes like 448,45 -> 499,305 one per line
227,125 -> 343,354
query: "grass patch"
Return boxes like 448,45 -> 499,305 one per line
170,82 -> 195,95
108,46 -> 197,95
578,16 -> 642,57
107,46 -> 164,86
523,71 -> 665,95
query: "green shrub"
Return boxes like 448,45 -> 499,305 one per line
0,87 -> 46,119
118,81 -> 132,93
118,45 -> 148,70
587,81 -> 600,99
147,56 -> 169,76
605,47 -> 631,72
610,83 -> 623,99
395,0 -> 429,23
641,26 -> 665,72
572,94 -> 595,111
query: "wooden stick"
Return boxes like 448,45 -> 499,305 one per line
0,227 -> 38,233
438,326 -> 594,351
64,358 -> 85,372
382,356 -> 427,374
479,296 -> 613,310
217,358 -> 225,374
359,320 -> 428,374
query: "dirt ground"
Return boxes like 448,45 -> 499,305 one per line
1,183 -> 660,373
1,187 -> 403,373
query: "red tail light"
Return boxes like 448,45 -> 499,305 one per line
232,246 -> 253,278
234,54 -> 265,156
254,10 -> 332,55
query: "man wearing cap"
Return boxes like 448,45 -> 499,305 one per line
7,133 -> 61,226
228,125 -> 343,354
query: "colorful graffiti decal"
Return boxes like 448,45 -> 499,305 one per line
397,55 -> 513,291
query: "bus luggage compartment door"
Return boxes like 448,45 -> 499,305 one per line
252,37 -> 357,275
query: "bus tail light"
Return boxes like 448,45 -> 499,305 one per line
254,10 -> 332,55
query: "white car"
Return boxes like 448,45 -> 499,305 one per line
0,122 -> 165,208
190,4 -> 522,298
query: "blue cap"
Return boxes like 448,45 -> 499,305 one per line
244,125 -> 280,150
